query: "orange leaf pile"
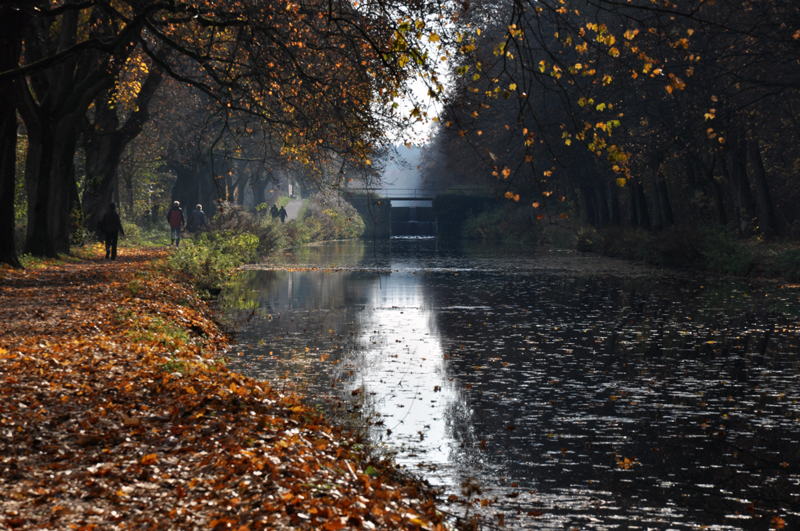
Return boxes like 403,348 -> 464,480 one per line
0,247 -> 445,530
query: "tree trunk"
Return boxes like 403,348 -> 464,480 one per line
82,70 -> 161,236
631,180 -> 650,229
747,135 -> 778,239
703,155 -> 727,226
608,179 -> 622,225
252,177 -> 266,209
0,7 -> 28,267
82,94 -> 123,237
579,180 -> 598,226
657,172 -> 674,227
724,129 -> 756,235
649,168 -> 664,231
592,177 -> 609,226
14,3 -> 140,257
19,113 -> 83,256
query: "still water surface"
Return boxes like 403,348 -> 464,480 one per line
223,240 -> 800,530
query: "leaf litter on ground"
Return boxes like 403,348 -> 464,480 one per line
0,246 -> 446,531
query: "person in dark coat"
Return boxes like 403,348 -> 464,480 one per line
166,201 -> 185,246
279,205 -> 288,223
270,203 -> 279,220
188,204 -> 206,231
100,202 -> 125,260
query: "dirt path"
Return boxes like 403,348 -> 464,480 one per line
0,245 -> 444,531
283,198 -> 305,221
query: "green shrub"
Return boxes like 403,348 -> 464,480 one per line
699,226 -> 754,276
123,221 -> 169,246
168,230 -> 259,290
461,204 -> 549,244
302,192 -> 365,241
649,225 -> 705,269
462,209 -> 507,241
432,194 -> 495,243
764,247 -> 800,282
575,227 -> 600,253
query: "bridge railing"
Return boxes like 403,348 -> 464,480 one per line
347,188 -> 486,200
354,188 -> 434,199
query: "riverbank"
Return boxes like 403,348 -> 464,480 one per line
0,245 -> 446,531
450,201 -> 800,281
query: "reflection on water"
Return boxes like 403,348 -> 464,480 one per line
224,240 -> 800,530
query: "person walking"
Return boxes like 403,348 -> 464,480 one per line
279,205 -> 288,223
188,204 -> 206,232
270,203 -> 279,220
166,201 -> 185,246
100,202 -> 125,260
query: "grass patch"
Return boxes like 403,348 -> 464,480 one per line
160,356 -> 189,374
123,311 -> 192,351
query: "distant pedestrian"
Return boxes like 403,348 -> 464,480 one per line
279,205 -> 287,223
100,202 -> 125,260
270,203 -> 279,220
188,204 -> 206,231
166,201 -> 185,246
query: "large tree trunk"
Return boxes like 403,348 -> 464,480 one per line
0,7 -> 28,268
607,179 -> 622,225
747,135 -> 778,239
630,180 -> 651,229
649,167 -> 664,231
657,172 -> 674,227
578,179 -> 598,226
710,152 -> 729,226
82,70 -> 162,236
19,113 -> 84,256
252,177 -> 266,209
15,3 -> 137,256
724,129 -> 757,235
689,154 -> 727,226
81,94 -> 123,237
592,177 -> 609,226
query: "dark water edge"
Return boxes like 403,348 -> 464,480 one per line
222,240 -> 800,530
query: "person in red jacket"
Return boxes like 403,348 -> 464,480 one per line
166,201 -> 185,246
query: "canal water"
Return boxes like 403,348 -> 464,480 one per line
222,239 -> 800,530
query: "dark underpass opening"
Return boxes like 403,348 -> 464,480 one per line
390,205 -> 436,237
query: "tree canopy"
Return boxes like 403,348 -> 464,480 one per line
1,0 -> 450,263
422,0 -> 800,239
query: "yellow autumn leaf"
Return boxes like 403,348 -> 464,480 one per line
623,29 -> 638,40
141,453 -> 158,465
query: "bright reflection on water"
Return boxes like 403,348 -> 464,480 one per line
223,240 -> 800,530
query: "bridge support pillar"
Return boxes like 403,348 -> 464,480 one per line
350,196 -> 392,239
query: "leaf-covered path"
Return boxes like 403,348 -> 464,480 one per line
0,247 -> 445,531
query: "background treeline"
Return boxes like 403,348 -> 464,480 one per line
422,0 -> 800,276
1,0 -> 452,266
